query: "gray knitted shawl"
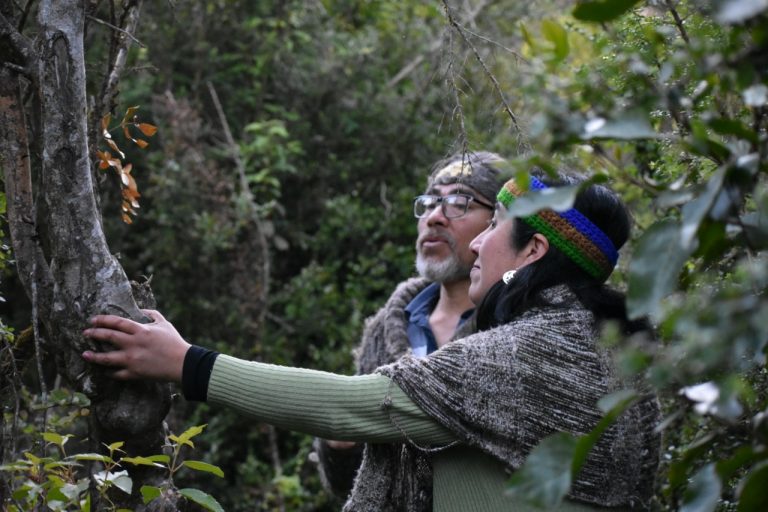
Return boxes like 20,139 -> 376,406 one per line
343,285 -> 660,511
315,278 -> 437,499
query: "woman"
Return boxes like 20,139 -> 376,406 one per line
83,174 -> 660,511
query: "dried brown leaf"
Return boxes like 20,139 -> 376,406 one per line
137,123 -> 158,137
123,106 -> 140,123
101,114 -> 112,138
106,139 -> 124,159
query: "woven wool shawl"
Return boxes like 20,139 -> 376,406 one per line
343,285 -> 660,511
315,277 -> 435,498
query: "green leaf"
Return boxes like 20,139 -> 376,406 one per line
680,167 -> 727,250
573,390 -> 637,474
506,432 -> 578,509
120,456 -> 164,467
170,424 -> 207,449
106,441 -> 125,454
182,460 -> 225,478
572,0 -> 642,22
627,220 -> 693,320
737,461 -> 768,511
541,19 -> 569,61
70,453 -> 114,464
179,488 -> 225,512
94,470 -> 133,495
716,0 -> 768,24
140,485 -> 162,505
581,111 -> 657,140
504,185 -> 579,218
680,464 -> 721,512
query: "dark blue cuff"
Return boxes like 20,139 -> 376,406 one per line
182,345 -> 220,402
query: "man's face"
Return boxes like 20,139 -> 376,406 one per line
415,183 -> 494,284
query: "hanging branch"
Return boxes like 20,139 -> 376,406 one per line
441,0 -> 529,149
444,18 -> 469,155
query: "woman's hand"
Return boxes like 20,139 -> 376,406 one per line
82,309 -> 190,382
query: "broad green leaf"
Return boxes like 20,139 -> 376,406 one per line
736,461 -> 768,511
627,220 -> 693,320
572,0 -> 642,22
93,470 -> 132,495
707,118 -> 758,144
171,424 -> 207,448
179,488 -> 225,512
140,485 -> 162,505
182,460 -> 225,478
43,460 -> 79,471
106,441 -> 125,454
680,464 -> 721,512
681,167 -> 726,250
716,0 -> 768,24
669,433 -> 716,490
145,454 -> 171,464
70,453 -> 114,464
573,390 -> 637,474
506,432 -> 578,509
504,185 -> 579,218
24,452 -> 42,464
581,111 -> 657,140
120,456 -> 164,467
541,19 -> 569,61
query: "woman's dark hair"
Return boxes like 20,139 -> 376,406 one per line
475,173 -> 649,334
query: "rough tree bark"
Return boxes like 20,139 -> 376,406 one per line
0,1 -> 173,509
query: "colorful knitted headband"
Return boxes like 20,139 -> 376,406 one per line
497,176 -> 619,281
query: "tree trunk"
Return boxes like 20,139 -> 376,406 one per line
0,1 -> 171,508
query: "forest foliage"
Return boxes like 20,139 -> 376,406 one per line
1,0 -> 767,510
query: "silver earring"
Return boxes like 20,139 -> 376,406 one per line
502,269 -> 517,284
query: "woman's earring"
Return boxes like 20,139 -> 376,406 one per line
502,269 -> 517,284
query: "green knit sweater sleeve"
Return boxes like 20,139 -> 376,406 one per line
207,354 -> 456,444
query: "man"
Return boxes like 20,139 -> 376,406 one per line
313,151 -> 507,499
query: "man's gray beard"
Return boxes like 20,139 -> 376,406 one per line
415,252 -> 472,283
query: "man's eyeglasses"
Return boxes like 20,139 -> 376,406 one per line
413,194 -> 494,219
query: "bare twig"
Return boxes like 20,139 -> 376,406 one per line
459,26 -> 526,62
441,0 -> 528,148
444,20 -> 469,154
17,0 -> 34,32
31,259 -> 49,442
100,1 -> 144,103
207,79 -> 271,344
386,0 -> 490,89
86,14 -> 145,47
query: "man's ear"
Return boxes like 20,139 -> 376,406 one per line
521,233 -> 549,266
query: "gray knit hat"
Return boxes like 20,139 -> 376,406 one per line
426,151 -> 508,204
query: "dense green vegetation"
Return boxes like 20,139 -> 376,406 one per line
2,0 -> 767,510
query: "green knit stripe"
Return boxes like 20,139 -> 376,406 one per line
497,180 -> 611,280
208,355 -> 455,444
522,214 -> 606,279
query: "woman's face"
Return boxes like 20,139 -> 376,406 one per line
468,206 -> 533,304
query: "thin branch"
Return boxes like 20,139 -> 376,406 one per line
444,19 -> 469,154
386,0 -> 491,89
459,26 -> 526,62
86,13 -> 145,47
207,79 -> 271,331
0,10 -> 36,74
441,0 -> 527,147
17,0 -> 34,32
665,0 -> 690,46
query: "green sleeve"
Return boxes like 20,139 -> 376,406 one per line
207,354 -> 456,445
